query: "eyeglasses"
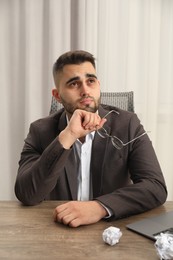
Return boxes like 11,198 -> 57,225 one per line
97,110 -> 147,149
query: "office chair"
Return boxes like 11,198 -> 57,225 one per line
49,91 -> 134,114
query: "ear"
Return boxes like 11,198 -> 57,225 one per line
52,88 -> 62,103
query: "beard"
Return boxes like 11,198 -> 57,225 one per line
60,95 -> 101,116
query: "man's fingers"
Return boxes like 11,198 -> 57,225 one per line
53,203 -> 79,226
60,214 -> 77,226
68,218 -> 81,228
82,113 -> 102,130
53,204 -> 69,222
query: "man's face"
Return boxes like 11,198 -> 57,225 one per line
53,62 -> 101,116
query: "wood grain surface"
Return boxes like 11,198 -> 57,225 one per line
0,201 -> 172,260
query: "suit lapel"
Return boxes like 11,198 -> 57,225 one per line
91,134 -> 108,198
91,106 -> 111,198
57,111 -> 78,200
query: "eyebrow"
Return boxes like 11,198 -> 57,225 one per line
66,73 -> 97,85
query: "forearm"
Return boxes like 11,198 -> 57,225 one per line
15,138 -> 71,205
96,178 -> 167,220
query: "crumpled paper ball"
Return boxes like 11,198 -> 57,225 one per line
102,226 -> 122,246
155,232 -> 173,260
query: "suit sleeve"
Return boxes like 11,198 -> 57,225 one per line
15,121 -> 71,205
96,113 -> 167,219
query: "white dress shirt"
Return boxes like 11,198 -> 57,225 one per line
74,132 -> 94,201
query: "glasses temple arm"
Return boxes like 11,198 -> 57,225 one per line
102,110 -> 119,119
123,132 -> 147,146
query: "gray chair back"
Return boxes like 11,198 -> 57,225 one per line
49,91 -> 134,114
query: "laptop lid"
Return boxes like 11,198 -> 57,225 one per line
126,211 -> 173,241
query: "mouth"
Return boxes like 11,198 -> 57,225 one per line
79,98 -> 94,106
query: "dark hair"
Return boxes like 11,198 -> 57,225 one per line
53,50 -> 96,76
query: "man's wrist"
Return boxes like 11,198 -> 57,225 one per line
96,201 -> 113,219
58,128 -> 77,149
94,201 -> 108,218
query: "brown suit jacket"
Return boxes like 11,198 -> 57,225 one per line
15,105 -> 167,219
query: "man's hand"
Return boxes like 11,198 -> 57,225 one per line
58,109 -> 106,149
53,201 -> 107,227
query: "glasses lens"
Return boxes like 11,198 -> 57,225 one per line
111,136 -> 123,149
97,128 -> 108,138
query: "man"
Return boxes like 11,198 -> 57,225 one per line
15,50 -> 167,227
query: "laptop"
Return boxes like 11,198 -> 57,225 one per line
126,211 -> 173,241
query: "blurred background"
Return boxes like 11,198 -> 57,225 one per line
0,0 -> 173,200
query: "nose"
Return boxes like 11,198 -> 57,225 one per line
80,82 -> 89,97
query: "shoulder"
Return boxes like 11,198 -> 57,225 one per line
29,109 -> 66,135
99,104 -> 141,130
99,104 -> 137,120
31,109 -> 65,126
25,109 -> 66,148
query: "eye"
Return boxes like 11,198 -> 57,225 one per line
69,81 -> 80,88
88,78 -> 96,84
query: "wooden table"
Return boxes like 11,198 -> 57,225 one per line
0,201 -> 172,260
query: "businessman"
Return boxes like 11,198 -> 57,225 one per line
15,50 -> 167,227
